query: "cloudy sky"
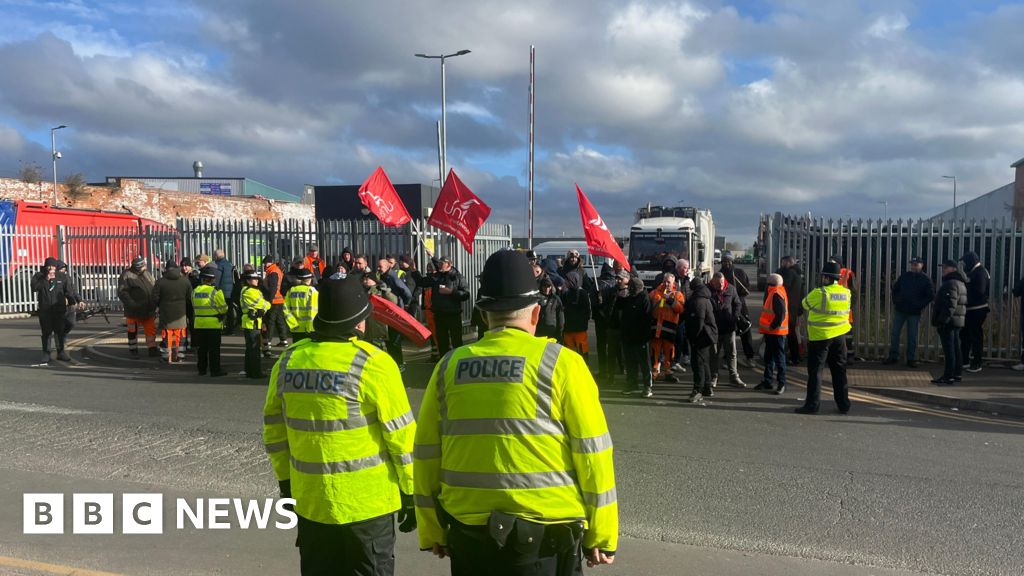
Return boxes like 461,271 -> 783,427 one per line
1,0 -> 1022,242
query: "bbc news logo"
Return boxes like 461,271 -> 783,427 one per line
23,493 -> 297,534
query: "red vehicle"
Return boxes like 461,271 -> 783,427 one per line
1,200 -> 178,308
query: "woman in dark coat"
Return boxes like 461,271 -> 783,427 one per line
685,277 -> 719,402
617,277 -> 654,397
153,262 -> 194,363
931,260 -> 967,384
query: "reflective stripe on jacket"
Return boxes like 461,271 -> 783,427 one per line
262,338 -> 415,525
264,264 -> 285,305
801,284 -> 851,341
241,285 -> 271,330
650,286 -> 684,339
284,285 -> 318,333
192,285 -> 227,330
413,327 -> 618,552
759,285 -> 789,335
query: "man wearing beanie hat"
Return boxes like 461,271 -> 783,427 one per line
240,269 -> 271,378
191,265 -> 228,377
118,256 -> 158,357
152,260 -> 192,364
32,257 -> 83,364
304,244 -> 326,284
284,267 -> 318,343
261,254 -> 292,350
263,274 -> 416,575
795,260 -> 853,415
414,249 -> 618,574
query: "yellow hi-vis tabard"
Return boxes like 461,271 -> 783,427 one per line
263,338 -> 415,525
191,285 -> 227,329
241,285 -> 271,330
285,285 -> 318,333
801,283 -> 852,341
414,327 -> 618,552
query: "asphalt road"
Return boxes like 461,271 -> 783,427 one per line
0,318 -> 1021,576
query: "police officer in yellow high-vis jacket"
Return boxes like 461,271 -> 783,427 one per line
414,250 -> 618,575
284,267 -> 318,343
263,272 -> 416,576
241,270 -> 271,379
191,265 -> 228,377
796,260 -> 852,415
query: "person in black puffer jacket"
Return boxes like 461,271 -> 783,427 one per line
153,262 -> 193,363
709,272 -> 745,387
932,260 -> 967,384
601,270 -> 630,386
685,277 -> 718,403
560,271 -> 592,361
617,277 -> 653,396
32,257 -> 82,363
885,257 -> 935,367
959,251 -> 990,372
410,254 -> 469,356
536,278 -> 564,341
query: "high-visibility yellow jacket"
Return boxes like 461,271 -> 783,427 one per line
241,285 -> 271,330
414,327 -> 618,552
191,285 -> 227,330
285,285 -> 318,334
801,283 -> 852,341
263,338 -> 415,525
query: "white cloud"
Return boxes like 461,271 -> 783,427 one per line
866,13 -> 910,39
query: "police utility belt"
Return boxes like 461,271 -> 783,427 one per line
438,504 -> 583,555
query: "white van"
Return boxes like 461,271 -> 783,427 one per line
531,241 -> 609,281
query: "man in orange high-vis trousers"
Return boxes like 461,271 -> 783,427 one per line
650,273 -> 684,383
755,274 -> 789,395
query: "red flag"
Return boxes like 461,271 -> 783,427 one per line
370,294 -> 432,347
358,166 -> 412,227
428,169 -> 492,253
576,184 -> 630,271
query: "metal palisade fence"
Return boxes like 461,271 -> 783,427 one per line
763,213 -> 1024,362
177,218 -> 513,324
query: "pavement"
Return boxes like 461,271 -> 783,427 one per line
2,317 -> 1024,575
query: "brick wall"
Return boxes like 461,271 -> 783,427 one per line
0,178 -> 313,224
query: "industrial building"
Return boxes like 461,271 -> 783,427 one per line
931,157 -> 1024,225
105,161 -> 299,202
312,183 -> 439,221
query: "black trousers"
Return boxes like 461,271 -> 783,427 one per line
265,303 -> 290,344
621,340 -> 651,392
603,329 -> 623,381
594,321 -> 609,375
385,328 -> 404,365
689,342 -> 712,394
787,316 -> 802,362
243,328 -> 262,377
803,336 -> 850,412
435,312 -> 464,357
296,514 -> 395,576
39,308 -> 68,352
193,328 -> 222,375
447,518 -> 583,576
738,301 -> 755,358
961,308 -> 988,368
292,331 -> 314,343
224,304 -> 239,335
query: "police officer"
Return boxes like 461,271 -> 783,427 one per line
796,261 -> 852,415
263,273 -> 416,576
414,250 -> 618,575
240,269 -> 271,379
284,267 -> 318,343
191,265 -> 228,377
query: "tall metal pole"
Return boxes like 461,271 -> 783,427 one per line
51,129 -> 58,205
943,175 -> 957,222
440,56 -> 447,184
436,121 -> 444,190
528,45 -> 535,250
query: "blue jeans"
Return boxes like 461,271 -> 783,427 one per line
937,325 -> 962,379
761,334 -> 787,386
888,311 -> 921,362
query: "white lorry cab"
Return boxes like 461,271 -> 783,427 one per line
628,205 -> 715,286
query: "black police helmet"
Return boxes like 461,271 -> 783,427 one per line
476,250 -> 543,312
821,261 -> 842,278
314,274 -> 372,337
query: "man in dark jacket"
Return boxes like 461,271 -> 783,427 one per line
152,262 -> 193,363
708,272 -> 746,388
932,260 -> 967,384
118,256 -> 158,357
602,270 -> 631,386
959,251 -> 990,372
560,271 -> 592,361
719,252 -> 756,368
592,261 -> 618,380
618,277 -> 654,397
1013,275 -> 1024,371
536,278 -> 564,341
398,255 -> 422,320
412,254 -> 469,356
885,257 -> 935,367
32,257 -> 82,364
685,277 -> 718,403
213,249 -> 236,335
776,256 -> 805,364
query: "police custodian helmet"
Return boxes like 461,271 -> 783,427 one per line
314,273 -> 372,336
821,261 -> 843,278
476,250 -> 543,312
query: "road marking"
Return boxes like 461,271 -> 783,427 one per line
0,555 -> 125,576
0,400 -> 93,415
62,328 -> 122,367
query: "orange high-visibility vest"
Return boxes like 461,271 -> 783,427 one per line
759,285 -> 789,336
839,268 -> 854,323
264,264 -> 285,305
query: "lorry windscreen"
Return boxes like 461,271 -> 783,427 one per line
628,233 -> 689,269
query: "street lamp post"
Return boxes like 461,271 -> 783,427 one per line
51,124 -> 67,205
942,175 -> 957,221
415,49 -> 471,185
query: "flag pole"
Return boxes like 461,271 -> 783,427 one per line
528,45 -> 535,250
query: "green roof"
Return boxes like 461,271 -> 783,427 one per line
245,179 -> 298,201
